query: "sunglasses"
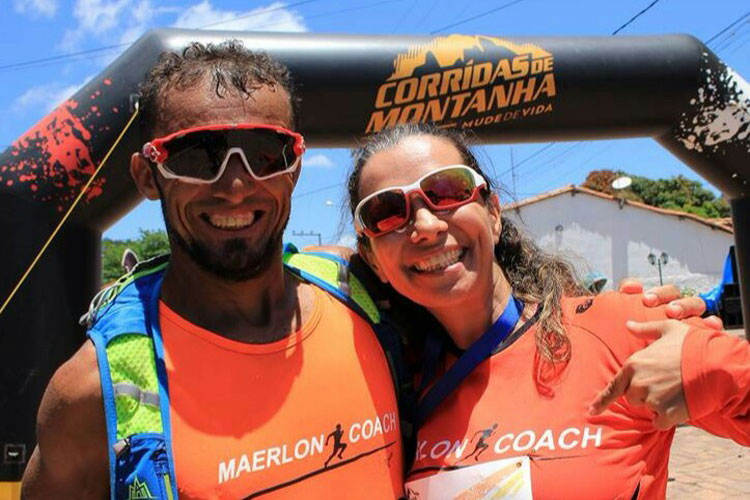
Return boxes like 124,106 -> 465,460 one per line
354,165 -> 488,237
142,123 -> 306,184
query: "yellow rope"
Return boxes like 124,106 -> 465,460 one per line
0,106 -> 141,317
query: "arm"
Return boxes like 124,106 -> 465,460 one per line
22,341 -> 109,500
682,327 -> 750,445
618,279 -> 723,330
590,320 -> 750,444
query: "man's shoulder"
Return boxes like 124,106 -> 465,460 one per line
24,341 -> 109,498
41,341 -> 103,426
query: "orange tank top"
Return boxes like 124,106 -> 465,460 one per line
161,285 -> 404,499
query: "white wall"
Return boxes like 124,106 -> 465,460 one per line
505,191 -> 733,292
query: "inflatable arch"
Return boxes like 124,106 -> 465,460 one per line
1,29 -> 749,482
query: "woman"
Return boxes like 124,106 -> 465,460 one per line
347,124 -> 750,499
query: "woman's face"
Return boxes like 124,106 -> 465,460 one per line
357,134 -> 502,312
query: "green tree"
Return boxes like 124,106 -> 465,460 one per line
582,170 -> 730,219
102,229 -> 170,284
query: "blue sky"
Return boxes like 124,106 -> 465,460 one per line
2,0 -> 749,249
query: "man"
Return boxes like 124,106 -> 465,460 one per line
22,41 -> 403,499
21,41 -> 717,499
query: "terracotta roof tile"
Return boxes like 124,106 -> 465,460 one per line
502,185 -> 733,234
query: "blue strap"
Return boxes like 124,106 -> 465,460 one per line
146,276 -> 180,499
416,296 -> 523,427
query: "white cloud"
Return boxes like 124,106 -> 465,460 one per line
14,0 -> 58,17
74,0 -> 131,34
60,0 -> 157,52
173,1 -> 307,32
118,0 -> 157,45
12,76 -> 92,113
304,153 -> 335,168
59,0 -> 306,54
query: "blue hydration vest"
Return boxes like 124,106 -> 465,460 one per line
83,245 -> 415,500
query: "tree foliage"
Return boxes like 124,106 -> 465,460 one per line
102,229 -> 170,284
582,170 -> 730,219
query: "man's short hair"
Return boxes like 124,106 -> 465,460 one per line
138,40 -> 301,139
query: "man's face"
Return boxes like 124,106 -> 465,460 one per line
140,80 -> 298,281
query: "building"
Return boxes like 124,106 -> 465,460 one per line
503,185 -> 734,292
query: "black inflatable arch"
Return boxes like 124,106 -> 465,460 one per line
1,29 -> 749,481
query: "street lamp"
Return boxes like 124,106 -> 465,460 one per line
647,251 -> 669,285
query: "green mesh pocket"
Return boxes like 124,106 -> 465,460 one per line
285,253 -> 339,283
107,335 -> 163,439
285,253 -> 381,324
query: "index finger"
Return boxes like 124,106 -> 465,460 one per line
642,285 -> 682,307
589,364 -> 633,415
625,319 -> 685,339
664,296 -> 706,320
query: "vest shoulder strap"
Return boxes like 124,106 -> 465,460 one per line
282,243 -> 381,324
86,257 -> 175,499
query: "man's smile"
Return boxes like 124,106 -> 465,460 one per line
203,211 -> 263,231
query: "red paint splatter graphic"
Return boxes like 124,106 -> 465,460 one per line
1,93 -> 108,211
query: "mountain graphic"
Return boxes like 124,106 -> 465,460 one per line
388,35 -> 551,81
128,477 -> 156,500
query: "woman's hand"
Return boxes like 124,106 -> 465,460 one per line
618,278 -> 723,330
588,319 -> 691,429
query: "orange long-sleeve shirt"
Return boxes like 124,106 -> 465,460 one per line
161,286 -> 404,499
406,293 -> 750,500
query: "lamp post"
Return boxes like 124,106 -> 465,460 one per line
647,252 -> 669,286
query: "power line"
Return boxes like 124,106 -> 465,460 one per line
507,0 -> 668,187
293,182 -> 344,199
726,24 -> 750,56
200,0 -> 320,29
302,0 -> 402,22
532,142 -> 614,193
0,0 -> 325,73
512,142 -> 586,186
705,10 -> 750,45
412,0 -> 442,30
611,0 -> 663,35
0,43 -> 128,72
429,0 -> 526,34
710,18 -> 750,53
495,143 -> 558,179
391,0 -> 419,33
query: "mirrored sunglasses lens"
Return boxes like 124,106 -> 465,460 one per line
162,131 -> 226,180
361,191 -> 408,234
229,129 -> 298,178
420,168 -> 476,207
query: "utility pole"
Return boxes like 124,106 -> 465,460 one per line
292,230 -> 322,246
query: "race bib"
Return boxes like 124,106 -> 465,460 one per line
405,456 -> 532,499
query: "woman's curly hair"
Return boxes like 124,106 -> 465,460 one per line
347,124 -> 588,390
